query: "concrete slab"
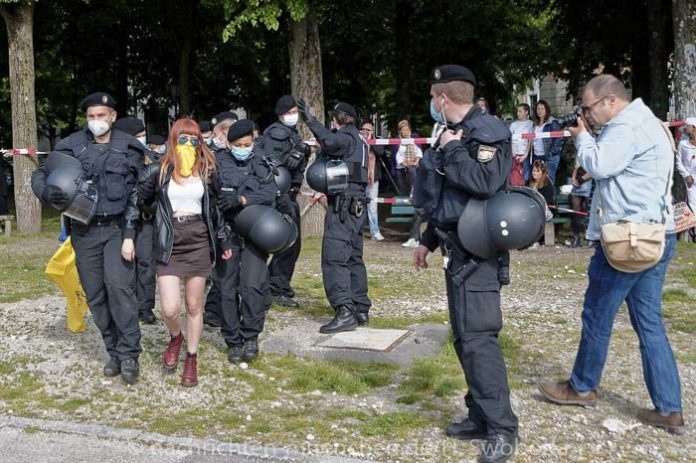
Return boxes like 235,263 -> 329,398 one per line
262,320 -> 449,367
315,328 -> 409,352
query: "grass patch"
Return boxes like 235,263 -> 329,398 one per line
398,335 -> 464,403
286,358 -> 398,394
358,411 -> 430,437
663,307 -> 696,334
369,312 -> 448,329
681,268 -> 696,289
662,288 -> 691,303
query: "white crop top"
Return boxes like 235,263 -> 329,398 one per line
167,177 -> 204,215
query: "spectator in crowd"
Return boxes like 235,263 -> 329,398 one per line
199,121 -> 213,149
147,134 -> 167,155
532,100 -> 564,186
509,103 -> 533,185
395,120 -> 424,248
476,97 -> 489,114
569,163 -> 592,247
360,122 -> 385,241
676,117 -> 696,241
528,159 -> 556,247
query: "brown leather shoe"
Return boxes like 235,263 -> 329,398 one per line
181,353 -> 198,387
163,332 -> 184,370
637,408 -> 685,435
539,380 -> 598,407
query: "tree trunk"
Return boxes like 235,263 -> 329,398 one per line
1,1 -> 42,233
647,0 -> 671,119
177,0 -> 198,117
393,0 -> 412,121
290,5 -> 326,238
672,0 -> 696,119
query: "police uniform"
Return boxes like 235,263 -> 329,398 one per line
209,120 -> 277,362
113,117 -> 162,324
413,66 -> 518,452
257,95 -> 309,306
31,92 -> 145,382
300,101 -> 371,333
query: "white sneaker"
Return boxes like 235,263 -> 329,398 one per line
372,233 -> 385,241
402,238 -> 419,248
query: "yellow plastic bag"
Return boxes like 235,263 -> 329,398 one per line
45,237 -> 88,333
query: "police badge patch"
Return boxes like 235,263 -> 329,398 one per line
477,145 -> 496,163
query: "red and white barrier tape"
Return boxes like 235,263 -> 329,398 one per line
2,120 -> 686,154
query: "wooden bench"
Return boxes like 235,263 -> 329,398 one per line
384,197 -> 415,224
0,215 -> 14,237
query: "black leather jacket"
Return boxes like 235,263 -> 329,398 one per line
138,163 -> 232,265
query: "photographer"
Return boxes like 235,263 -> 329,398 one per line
539,75 -> 683,435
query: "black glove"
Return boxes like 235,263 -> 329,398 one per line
285,151 -> 302,169
297,98 -> 315,123
218,192 -> 240,212
42,185 -> 68,204
138,180 -> 155,201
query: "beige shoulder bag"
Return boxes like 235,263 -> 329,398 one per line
598,123 -> 674,273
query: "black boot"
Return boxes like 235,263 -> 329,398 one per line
445,418 -> 487,440
320,305 -> 358,334
242,338 -> 259,362
120,359 -> 140,385
479,432 -> 519,463
227,345 -> 244,364
139,309 -> 157,324
355,312 -> 369,326
103,357 -> 121,377
571,234 -> 581,248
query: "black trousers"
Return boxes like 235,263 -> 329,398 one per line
134,219 -> 156,312
71,224 -> 141,361
216,237 -> 271,347
204,280 -> 222,319
269,195 -> 301,298
444,252 -> 518,434
321,194 -> 370,313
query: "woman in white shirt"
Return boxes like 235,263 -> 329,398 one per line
139,118 -> 232,387
676,117 -> 696,240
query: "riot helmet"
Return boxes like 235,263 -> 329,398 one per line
234,205 -> 298,253
457,186 -> 546,259
273,165 -> 291,194
305,157 -> 348,195
45,153 -> 98,224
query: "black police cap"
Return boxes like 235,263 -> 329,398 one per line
430,65 -> 476,86
333,101 -> 357,119
147,134 -> 166,145
227,119 -> 255,142
199,121 -> 212,133
211,111 -> 239,126
81,92 -> 117,111
112,117 -> 145,136
275,95 -> 297,115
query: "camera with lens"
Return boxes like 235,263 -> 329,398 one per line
556,107 -> 583,128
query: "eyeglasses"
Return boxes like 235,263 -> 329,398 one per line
177,135 -> 200,147
581,96 -> 610,115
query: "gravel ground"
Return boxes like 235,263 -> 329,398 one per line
1,237 -> 695,462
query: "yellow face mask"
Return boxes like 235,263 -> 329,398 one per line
176,144 -> 197,176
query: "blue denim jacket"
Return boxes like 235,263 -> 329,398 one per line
575,98 -> 675,240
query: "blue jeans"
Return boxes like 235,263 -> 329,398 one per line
366,181 -> 380,237
570,234 -> 681,413
546,154 -> 560,186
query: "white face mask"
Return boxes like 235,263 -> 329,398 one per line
281,113 -> 299,127
213,137 -> 227,150
156,145 -> 166,154
137,136 -> 147,147
88,120 -> 111,137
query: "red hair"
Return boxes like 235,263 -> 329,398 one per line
159,118 -> 217,185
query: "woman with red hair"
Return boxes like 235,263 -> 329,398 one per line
138,118 -> 232,387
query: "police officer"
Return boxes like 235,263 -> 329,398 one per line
31,92 -> 145,384
203,111 -> 240,327
257,95 -> 309,308
213,119 -> 277,363
113,116 -> 161,324
297,99 -> 371,333
412,66 -> 518,462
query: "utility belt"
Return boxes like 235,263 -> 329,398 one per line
332,185 -> 367,222
172,214 -> 203,223
435,228 -> 481,286
90,214 -> 123,227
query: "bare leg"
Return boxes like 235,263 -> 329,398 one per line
158,275 -> 182,336
184,276 -> 206,354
